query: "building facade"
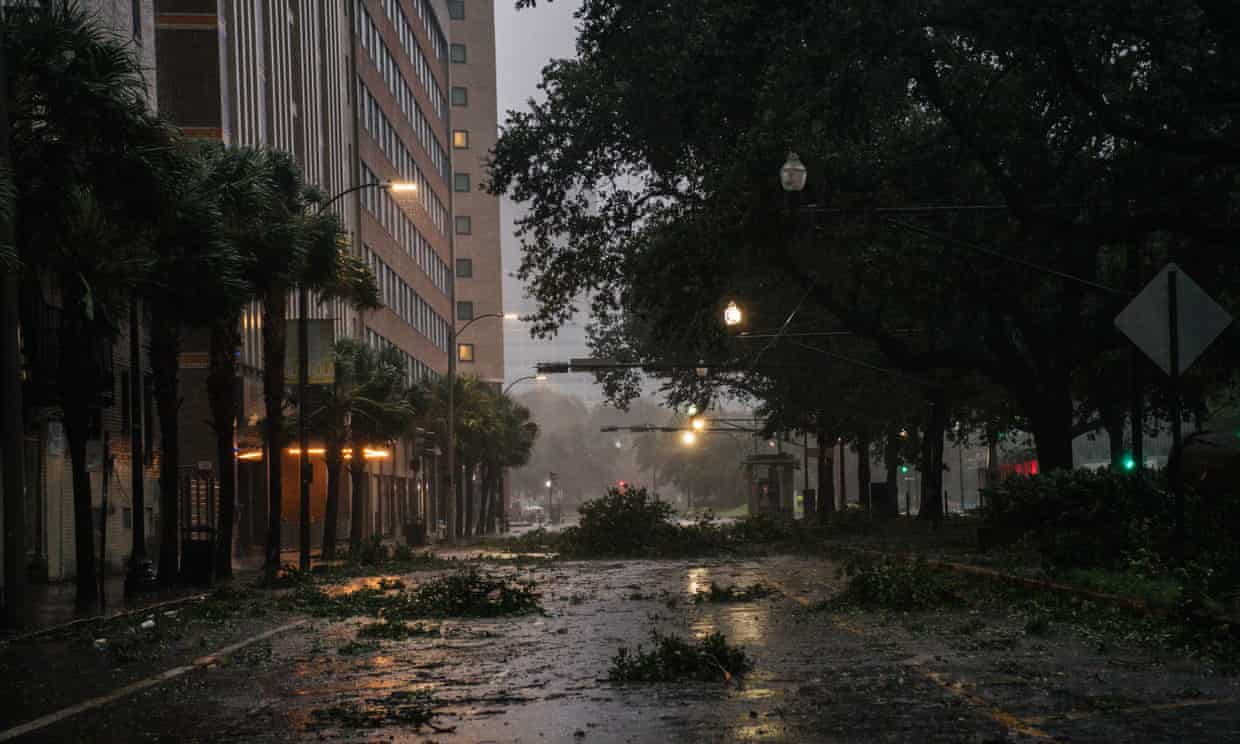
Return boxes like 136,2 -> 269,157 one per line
446,0 -> 505,384
152,0 -> 494,551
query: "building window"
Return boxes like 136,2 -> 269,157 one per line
457,343 -> 475,363
448,1 -> 465,20
456,258 -> 473,278
455,215 -> 472,235
454,172 -> 471,192
450,44 -> 467,64
451,87 -> 468,106
457,301 -> 474,321
132,0 -> 142,41
453,130 -> 469,149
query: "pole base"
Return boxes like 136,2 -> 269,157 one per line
123,559 -> 158,595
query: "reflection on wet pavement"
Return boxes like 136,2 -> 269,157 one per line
31,553 -> 1240,743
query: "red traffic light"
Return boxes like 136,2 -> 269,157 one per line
618,480 -> 627,490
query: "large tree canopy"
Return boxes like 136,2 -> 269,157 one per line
490,0 -> 1240,472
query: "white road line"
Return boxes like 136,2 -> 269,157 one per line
0,620 -> 305,742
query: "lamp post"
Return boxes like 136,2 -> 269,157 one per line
445,312 -> 518,543
780,152 -> 808,193
297,180 -> 415,572
503,373 -> 547,396
544,472 -> 556,526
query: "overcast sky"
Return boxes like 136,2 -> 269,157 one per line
494,1 -> 604,397
495,1 -> 579,117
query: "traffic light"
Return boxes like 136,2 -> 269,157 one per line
900,465 -> 910,474
618,480 -> 627,491
1122,455 -> 1137,471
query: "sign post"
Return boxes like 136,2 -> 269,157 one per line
1115,263 -> 1232,552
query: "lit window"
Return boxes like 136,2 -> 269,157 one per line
448,1 -> 465,20
457,301 -> 474,321
453,130 -> 469,149
450,44 -> 467,64
451,87 -> 468,106
454,172 -> 471,192
455,215 -> 472,235
458,343 -> 475,362
456,258 -> 473,278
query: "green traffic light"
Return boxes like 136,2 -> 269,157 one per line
900,465 -> 910,474
1122,455 -> 1136,471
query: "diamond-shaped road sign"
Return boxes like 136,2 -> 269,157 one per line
1115,263 -> 1233,376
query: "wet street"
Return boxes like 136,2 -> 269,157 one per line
4,555 -> 1240,742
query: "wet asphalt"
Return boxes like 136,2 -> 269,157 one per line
9,554 -> 1240,742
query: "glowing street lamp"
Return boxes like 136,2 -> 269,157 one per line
691,417 -> 706,432
780,152 -> 808,192
723,300 -> 743,327
680,431 -> 697,446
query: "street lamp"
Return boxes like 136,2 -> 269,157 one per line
724,300 -> 743,327
681,430 -> 698,446
503,373 -> 547,396
780,152 -> 807,192
297,179 -> 416,572
446,311 -> 521,542
691,417 -> 706,432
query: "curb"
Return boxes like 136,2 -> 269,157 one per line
0,593 -> 209,647
836,545 -> 1240,628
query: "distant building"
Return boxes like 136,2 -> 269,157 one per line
446,0 -> 505,386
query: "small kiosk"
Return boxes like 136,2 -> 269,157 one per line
743,453 -> 799,520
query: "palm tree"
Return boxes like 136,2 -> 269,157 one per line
303,339 -> 414,559
198,145 -> 273,580
416,376 -> 537,538
485,396 -> 538,534
143,144 -> 250,584
5,0 -> 177,607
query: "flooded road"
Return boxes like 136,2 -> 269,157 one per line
13,554 -> 1240,742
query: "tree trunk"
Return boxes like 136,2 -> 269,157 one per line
261,286 -> 287,576
463,461 -> 475,538
856,436 -> 872,513
884,429 -> 900,513
917,399 -> 947,525
63,398 -> 97,609
150,311 -> 182,583
1104,403 -> 1126,471
460,466 -> 468,538
0,56 -> 27,626
815,429 -> 835,521
499,471 -> 509,533
206,321 -> 239,580
322,445 -> 342,561
1130,352 -> 1144,470
1026,378 -> 1075,472
348,453 -> 365,555
60,277 -> 99,609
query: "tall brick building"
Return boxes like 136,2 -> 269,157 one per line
153,0 -> 505,548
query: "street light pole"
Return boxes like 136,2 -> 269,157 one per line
503,374 -> 547,396
445,312 -> 517,542
299,181 -> 416,571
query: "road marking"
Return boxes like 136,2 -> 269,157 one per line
1025,696 -> 1240,725
767,578 -> 1052,740
0,620 -> 305,742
